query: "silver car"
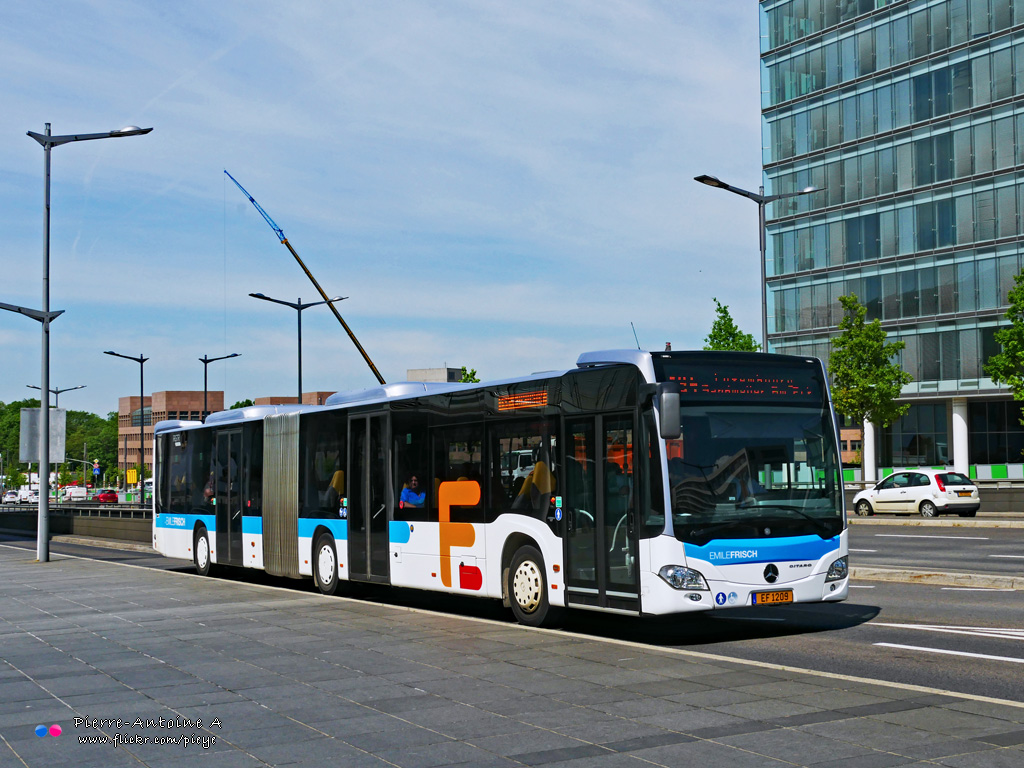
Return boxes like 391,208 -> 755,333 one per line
852,469 -> 980,518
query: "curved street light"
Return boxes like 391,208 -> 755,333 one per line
27,384 -> 86,408
104,351 -> 149,498
24,122 -> 151,563
694,174 -> 817,351
249,293 -> 345,403
199,353 -> 240,421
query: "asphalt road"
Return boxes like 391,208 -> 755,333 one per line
850,523 -> 1024,576
2,528 -> 1022,706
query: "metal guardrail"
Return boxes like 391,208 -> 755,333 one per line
0,501 -> 151,519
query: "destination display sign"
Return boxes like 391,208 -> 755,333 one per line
652,355 -> 823,404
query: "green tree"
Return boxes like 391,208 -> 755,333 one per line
4,470 -> 28,491
828,294 -> 912,427
984,269 -> 1024,405
702,298 -> 761,352
231,399 -> 255,409
459,366 -> 480,383
0,399 -> 118,488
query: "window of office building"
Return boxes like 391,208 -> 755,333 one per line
763,1 -> 1024,108
879,404 -> 949,467
969,400 -> 1024,464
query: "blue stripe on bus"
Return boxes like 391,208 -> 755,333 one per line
389,521 -> 411,544
684,535 -> 840,565
155,513 -> 216,531
159,515 -> 412,545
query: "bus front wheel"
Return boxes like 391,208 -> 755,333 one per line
507,545 -> 562,628
194,527 -> 212,577
313,534 -> 340,596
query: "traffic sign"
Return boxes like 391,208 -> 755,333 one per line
127,469 -> 137,485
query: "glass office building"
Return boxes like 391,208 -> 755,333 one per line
760,0 -> 1024,477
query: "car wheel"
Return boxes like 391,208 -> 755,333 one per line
919,500 -> 937,518
313,533 -> 340,596
194,527 -> 212,576
854,500 -> 874,517
507,545 -> 563,628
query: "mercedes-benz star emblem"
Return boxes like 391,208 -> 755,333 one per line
763,564 -> 779,583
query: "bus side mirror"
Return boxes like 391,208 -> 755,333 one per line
657,383 -> 680,440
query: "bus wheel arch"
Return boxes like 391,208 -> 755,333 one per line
193,525 -> 212,577
312,528 -> 341,596
503,538 -> 563,628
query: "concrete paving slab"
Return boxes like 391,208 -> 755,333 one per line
2,544 -> 1023,768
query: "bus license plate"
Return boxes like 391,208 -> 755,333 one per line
956,491 -> 972,497
752,590 -> 793,605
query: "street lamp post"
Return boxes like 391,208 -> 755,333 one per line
104,351 -> 148,498
23,122 -> 151,563
249,293 -> 345,402
27,384 -> 86,408
199,353 -> 240,421
694,174 -> 817,352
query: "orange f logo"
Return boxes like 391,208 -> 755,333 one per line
438,481 -> 478,587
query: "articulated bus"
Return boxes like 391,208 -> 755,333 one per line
152,350 -> 849,626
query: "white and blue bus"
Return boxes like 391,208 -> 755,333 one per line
152,349 -> 848,626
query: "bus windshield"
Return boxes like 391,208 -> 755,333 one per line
666,404 -> 843,545
651,352 -> 843,545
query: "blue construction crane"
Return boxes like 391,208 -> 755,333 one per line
225,170 -> 385,385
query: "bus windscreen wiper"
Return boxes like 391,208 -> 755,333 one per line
758,505 -> 837,536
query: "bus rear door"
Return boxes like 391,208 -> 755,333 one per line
348,413 -> 391,584
214,429 -> 243,567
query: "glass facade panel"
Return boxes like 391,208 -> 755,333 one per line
762,0 -> 1024,465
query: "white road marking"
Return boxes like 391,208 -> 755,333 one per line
990,555 -> 1024,559
875,643 -> 1024,664
874,534 -> 989,540
850,548 -> 877,552
873,622 -> 1024,641
940,587 -> 1016,592
850,585 -> 875,589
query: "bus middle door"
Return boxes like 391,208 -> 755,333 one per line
348,413 -> 391,584
214,429 -> 243,567
563,415 -> 640,613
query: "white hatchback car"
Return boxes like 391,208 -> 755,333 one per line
852,469 -> 980,518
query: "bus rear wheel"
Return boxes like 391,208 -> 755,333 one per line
507,545 -> 562,628
193,527 -> 212,577
313,534 -> 340,596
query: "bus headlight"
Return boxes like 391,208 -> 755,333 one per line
825,556 -> 848,582
658,565 -> 709,591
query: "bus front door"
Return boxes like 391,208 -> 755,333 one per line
563,416 -> 640,613
348,413 -> 391,584
214,429 -> 243,567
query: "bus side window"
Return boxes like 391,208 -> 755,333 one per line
394,412 -> 431,522
432,424 -> 484,523
489,418 -> 558,524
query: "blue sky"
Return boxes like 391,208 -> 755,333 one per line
0,1 -> 763,417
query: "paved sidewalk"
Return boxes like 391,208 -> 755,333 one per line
1,546 -> 1022,768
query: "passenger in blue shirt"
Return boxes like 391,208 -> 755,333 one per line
400,474 -> 426,508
